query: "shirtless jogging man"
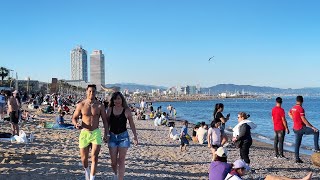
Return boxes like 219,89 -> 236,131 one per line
72,84 -> 109,180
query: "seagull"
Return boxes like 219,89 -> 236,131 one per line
208,56 -> 214,61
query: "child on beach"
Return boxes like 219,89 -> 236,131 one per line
180,120 -> 189,152
208,119 -> 221,160
225,159 -> 250,180
168,122 -> 180,140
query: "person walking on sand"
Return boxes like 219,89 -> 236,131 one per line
106,92 -> 138,180
72,84 -> 109,180
0,90 -> 6,121
272,97 -> 290,159
288,96 -> 320,163
8,90 -> 20,135
180,120 -> 190,152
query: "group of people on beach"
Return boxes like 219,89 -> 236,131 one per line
1,84 -> 319,179
272,96 -> 320,163
206,96 -> 317,179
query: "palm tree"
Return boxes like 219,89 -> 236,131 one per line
0,67 -> 9,85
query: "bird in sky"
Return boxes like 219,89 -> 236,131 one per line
208,56 -> 214,61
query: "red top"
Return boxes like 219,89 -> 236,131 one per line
272,106 -> 285,131
290,105 -> 305,130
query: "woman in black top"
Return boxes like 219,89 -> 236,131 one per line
232,112 -> 252,165
106,92 -> 138,180
213,103 -> 230,146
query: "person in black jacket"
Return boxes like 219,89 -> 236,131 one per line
232,112 -> 252,165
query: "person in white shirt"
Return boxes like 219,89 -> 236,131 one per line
154,114 -> 161,126
196,122 -> 208,144
168,122 -> 179,140
140,99 -> 145,111
208,119 -> 221,160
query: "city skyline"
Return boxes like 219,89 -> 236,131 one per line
1,1 -> 320,89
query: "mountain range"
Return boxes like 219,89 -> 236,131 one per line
105,83 -> 320,95
201,84 -> 320,95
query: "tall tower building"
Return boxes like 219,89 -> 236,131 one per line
90,50 -> 105,90
70,46 -> 88,82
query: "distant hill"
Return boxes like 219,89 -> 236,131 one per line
104,83 -> 320,95
201,84 -> 320,95
105,83 -> 167,93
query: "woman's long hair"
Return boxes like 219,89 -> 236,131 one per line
213,103 -> 224,118
108,92 -> 129,109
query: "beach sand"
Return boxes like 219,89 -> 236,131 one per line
0,108 -> 319,180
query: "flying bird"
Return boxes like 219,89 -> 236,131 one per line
208,56 -> 214,61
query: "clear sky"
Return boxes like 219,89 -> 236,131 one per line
1,0 -> 320,89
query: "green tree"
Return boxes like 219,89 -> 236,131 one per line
0,67 -> 9,85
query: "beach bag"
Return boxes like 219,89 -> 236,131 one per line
14,130 -> 28,143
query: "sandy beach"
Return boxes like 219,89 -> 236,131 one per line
0,106 -> 319,180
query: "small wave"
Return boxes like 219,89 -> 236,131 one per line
256,135 -> 271,141
284,142 -> 294,146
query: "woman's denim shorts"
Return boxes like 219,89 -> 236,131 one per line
108,131 -> 131,148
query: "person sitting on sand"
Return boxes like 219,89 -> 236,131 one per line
41,104 -> 54,114
225,159 -> 250,180
55,112 -> 74,128
149,111 -> 154,119
209,147 -> 232,180
180,120 -> 190,152
208,119 -> 221,160
161,112 -> 168,125
192,124 -> 200,143
28,100 -> 39,110
197,121 -> 208,144
265,172 -> 312,180
63,104 -> 70,114
154,114 -> 161,126
168,122 -> 180,140
21,110 -> 30,121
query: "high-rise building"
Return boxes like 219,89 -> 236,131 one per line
70,46 -> 88,82
90,50 -> 105,90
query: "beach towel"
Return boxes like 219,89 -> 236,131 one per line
0,132 -> 12,138
52,124 -> 75,129
232,120 -> 257,137
44,122 -> 55,129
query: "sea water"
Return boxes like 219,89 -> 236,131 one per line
153,97 -> 320,155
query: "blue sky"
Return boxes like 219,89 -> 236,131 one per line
0,0 -> 320,88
